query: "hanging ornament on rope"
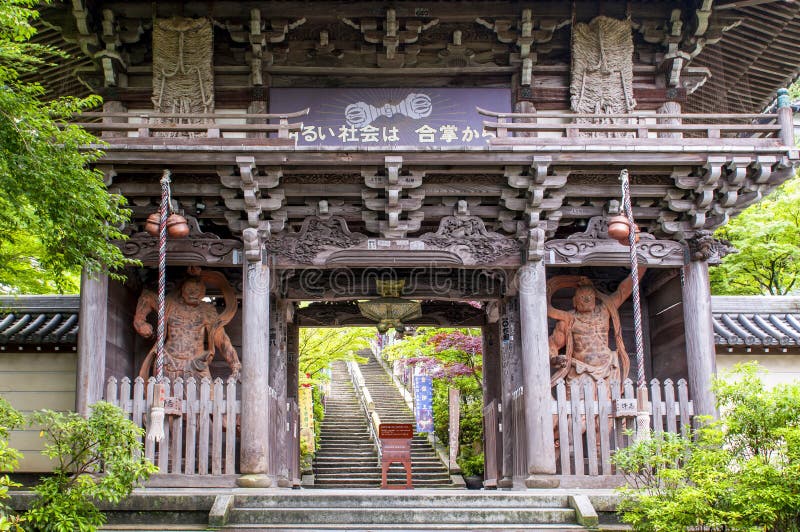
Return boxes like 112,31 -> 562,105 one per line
145,169 -> 188,442
618,169 -> 651,442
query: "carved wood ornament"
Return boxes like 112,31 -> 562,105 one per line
152,17 -> 214,115
545,217 -> 684,266
420,215 -> 520,264
266,216 -> 368,265
119,216 -> 242,266
267,215 -> 520,267
571,16 -> 636,136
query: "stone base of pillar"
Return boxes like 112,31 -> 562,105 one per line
525,474 -> 560,489
497,476 -> 514,489
236,474 -> 273,488
277,476 -> 292,488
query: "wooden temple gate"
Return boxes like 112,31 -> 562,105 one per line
38,0 -> 798,490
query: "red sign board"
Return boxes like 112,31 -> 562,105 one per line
379,423 -> 414,439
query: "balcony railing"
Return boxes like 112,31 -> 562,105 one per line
478,109 -> 791,147
73,109 -> 308,143
69,107 -> 794,150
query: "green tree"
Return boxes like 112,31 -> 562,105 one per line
0,398 -> 24,531
383,328 -> 485,475
614,363 -> 800,532
0,0 -> 131,294
710,175 -> 800,295
25,402 -> 156,532
298,327 -> 372,385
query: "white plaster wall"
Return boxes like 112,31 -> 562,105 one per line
0,351 -> 76,471
716,353 -> 800,388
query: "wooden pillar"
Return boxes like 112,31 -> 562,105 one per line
657,101 -> 682,139
76,269 -> 108,416
682,258 -> 718,420
286,320 -> 301,486
247,86 -> 268,139
238,228 -> 272,487
287,322 -> 299,402
777,88 -> 794,147
101,100 -> 127,139
482,306 -> 502,488
270,300 -> 290,487
518,260 -> 558,488
500,298 -> 523,488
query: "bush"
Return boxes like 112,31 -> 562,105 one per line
457,446 -> 484,477
25,402 -> 157,532
0,398 -> 24,531
613,363 -> 800,532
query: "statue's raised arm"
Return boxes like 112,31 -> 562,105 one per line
605,266 -> 646,310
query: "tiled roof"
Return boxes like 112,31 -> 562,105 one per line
0,296 -> 80,347
712,296 -> 800,348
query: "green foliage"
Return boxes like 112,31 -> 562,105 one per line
0,398 -> 24,531
710,175 -> 800,295
457,447 -> 484,477
383,328 -> 484,475
25,402 -> 157,532
0,0 -> 132,294
299,327 -> 371,385
614,363 -> 800,531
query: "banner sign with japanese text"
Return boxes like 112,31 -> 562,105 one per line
269,88 -> 511,147
414,375 -> 434,433
299,386 -> 315,452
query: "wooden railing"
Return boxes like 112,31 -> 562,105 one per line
68,107 -> 793,149
509,377 -> 694,479
72,109 -> 308,140
478,108 -> 790,146
104,376 -> 264,479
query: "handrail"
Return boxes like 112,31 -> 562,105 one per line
77,108 -> 310,119
373,353 -> 453,472
346,360 -> 382,463
476,107 -> 778,120
68,108 -> 309,140
477,105 -> 793,145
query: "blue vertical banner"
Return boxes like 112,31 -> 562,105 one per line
414,375 -> 434,433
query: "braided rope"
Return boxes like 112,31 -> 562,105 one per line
155,170 -> 172,382
620,169 -> 645,389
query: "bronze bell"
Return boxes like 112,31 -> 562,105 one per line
607,215 -> 641,246
166,213 -> 190,238
607,215 -> 631,243
144,212 -> 160,237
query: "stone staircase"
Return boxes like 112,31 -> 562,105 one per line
358,352 -> 454,488
312,356 -> 454,488
312,360 -> 380,488
214,491 -> 595,530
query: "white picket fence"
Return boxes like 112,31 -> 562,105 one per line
104,376 -> 243,475
511,377 -> 694,477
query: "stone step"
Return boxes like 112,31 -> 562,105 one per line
314,358 -> 451,488
314,476 -> 453,484
233,493 -> 572,508
312,479 -> 458,488
229,507 -> 576,526
222,526 -> 587,531
315,455 -> 442,463
313,465 -> 451,473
